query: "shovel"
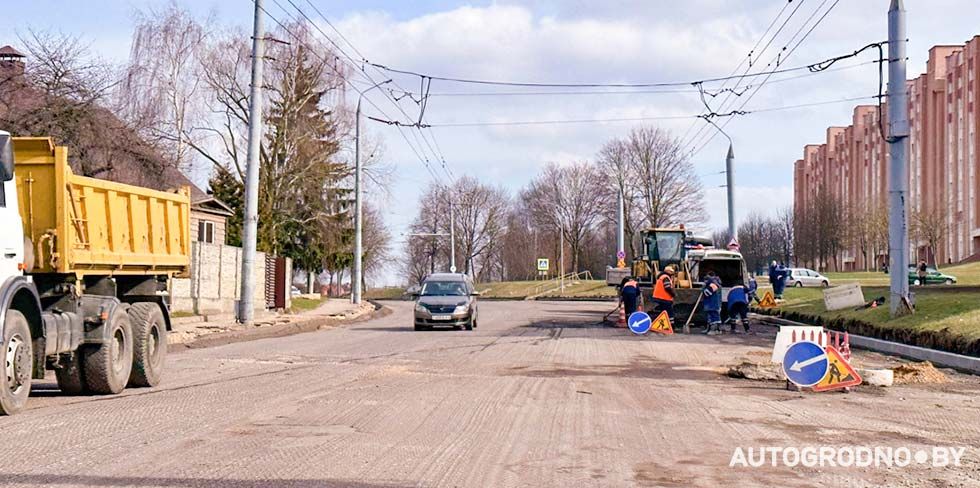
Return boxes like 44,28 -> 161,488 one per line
683,291 -> 703,335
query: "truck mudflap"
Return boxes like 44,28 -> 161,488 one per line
79,295 -> 127,345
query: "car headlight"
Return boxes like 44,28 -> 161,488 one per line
415,303 -> 428,313
453,305 -> 469,314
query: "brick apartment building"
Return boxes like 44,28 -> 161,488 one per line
794,37 -> 980,270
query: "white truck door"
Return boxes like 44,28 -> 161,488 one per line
0,133 -> 23,280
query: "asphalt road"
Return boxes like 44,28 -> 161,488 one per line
2,300 -> 979,487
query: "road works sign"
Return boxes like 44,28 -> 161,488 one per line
758,290 -> 778,308
782,341 -> 829,388
650,310 -> 673,335
812,346 -> 862,391
536,258 -> 550,271
627,311 -> 652,335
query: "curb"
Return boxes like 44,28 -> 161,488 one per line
755,314 -> 980,375
171,302 -> 391,351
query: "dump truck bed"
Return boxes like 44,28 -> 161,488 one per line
13,137 -> 190,277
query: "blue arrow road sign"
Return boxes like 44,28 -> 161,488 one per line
782,341 -> 829,387
627,311 -> 652,335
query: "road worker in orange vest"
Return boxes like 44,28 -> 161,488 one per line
651,265 -> 677,324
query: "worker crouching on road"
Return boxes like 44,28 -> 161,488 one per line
619,276 -> 640,315
726,283 -> 750,333
701,271 -> 723,335
652,265 -> 677,325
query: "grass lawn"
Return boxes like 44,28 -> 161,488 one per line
290,296 -> 325,313
479,279 -> 617,298
767,285 -> 980,355
364,287 -> 409,300
823,261 -> 980,287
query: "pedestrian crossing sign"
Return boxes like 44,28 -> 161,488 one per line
812,346 -> 862,392
650,310 -> 673,335
759,290 -> 777,308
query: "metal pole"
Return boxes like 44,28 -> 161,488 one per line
725,143 -> 736,241
352,79 -> 390,304
238,0 -> 265,324
887,0 -> 910,316
616,188 -> 625,263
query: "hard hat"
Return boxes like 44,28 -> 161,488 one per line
664,265 -> 676,275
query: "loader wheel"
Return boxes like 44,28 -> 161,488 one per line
84,307 -> 134,394
127,302 -> 167,387
55,351 -> 88,395
1,311 -> 33,415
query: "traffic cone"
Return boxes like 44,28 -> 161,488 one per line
617,304 -> 626,328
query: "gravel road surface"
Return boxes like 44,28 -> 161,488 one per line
2,300 -> 978,487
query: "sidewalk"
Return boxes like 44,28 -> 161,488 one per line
168,298 -> 375,346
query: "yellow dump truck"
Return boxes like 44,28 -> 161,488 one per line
0,134 -> 190,414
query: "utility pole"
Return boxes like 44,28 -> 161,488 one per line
725,143 -> 736,241
238,0 -> 265,324
559,221 -> 565,293
887,0 -> 910,316
449,203 -> 456,273
616,188 -> 625,264
352,79 -> 390,305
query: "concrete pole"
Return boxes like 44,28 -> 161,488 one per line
726,143 -> 736,241
352,80 -> 390,304
887,0 -> 910,316
449,202 -> 456,273
238,0 -> 265,324
352,97 -> 363,304
616,188 -> 625,263
559,222 -> 565,293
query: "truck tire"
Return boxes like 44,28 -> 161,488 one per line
83,307 -> 134,394
55,351 -> 88,395
127,302 -> 167,387
0,310 -> 33,415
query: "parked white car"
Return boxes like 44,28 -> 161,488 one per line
787,268 -> 830,287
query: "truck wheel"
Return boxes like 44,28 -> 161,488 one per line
84,308 -> 134,394
1,310 -> 33,415
55,351 -> 88,395
127,303 -> 167,387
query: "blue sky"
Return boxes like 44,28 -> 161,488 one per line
10,1 -> 980,284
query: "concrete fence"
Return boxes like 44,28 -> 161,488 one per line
171,242 -> 272,315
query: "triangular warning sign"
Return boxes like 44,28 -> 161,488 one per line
813,346 -> 862,392
650,310 -> 673,335
758,290 -> 777,308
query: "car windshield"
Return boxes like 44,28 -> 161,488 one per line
420,281 -> 467,296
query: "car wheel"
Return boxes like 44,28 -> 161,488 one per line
794,281 -> 803,288
414,324 -> 427,331
822,281 -> 829,287
127,302 -> 167,388
464,318 -> 474,331
945,279 -> 953,285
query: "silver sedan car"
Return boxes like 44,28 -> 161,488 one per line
413,273 -> 480,331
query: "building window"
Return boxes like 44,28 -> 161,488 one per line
198,220 -> 215,244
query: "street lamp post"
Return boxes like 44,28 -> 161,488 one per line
352,79 -> 391,305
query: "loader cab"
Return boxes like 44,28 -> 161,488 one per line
633,228 -> 688,286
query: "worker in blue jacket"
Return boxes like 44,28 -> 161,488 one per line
701,271 -> 724,335
726,283 -> 750,333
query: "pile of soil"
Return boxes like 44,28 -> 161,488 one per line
892,361 -> 949,384
727,361 -> 783,381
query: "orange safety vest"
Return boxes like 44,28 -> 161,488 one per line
652,273 -> 674,301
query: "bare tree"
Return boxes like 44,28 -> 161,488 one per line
623,127 -> 707,228
912,207 -> 947,267
523,162 -> 605,273
116,3 -> 210,172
